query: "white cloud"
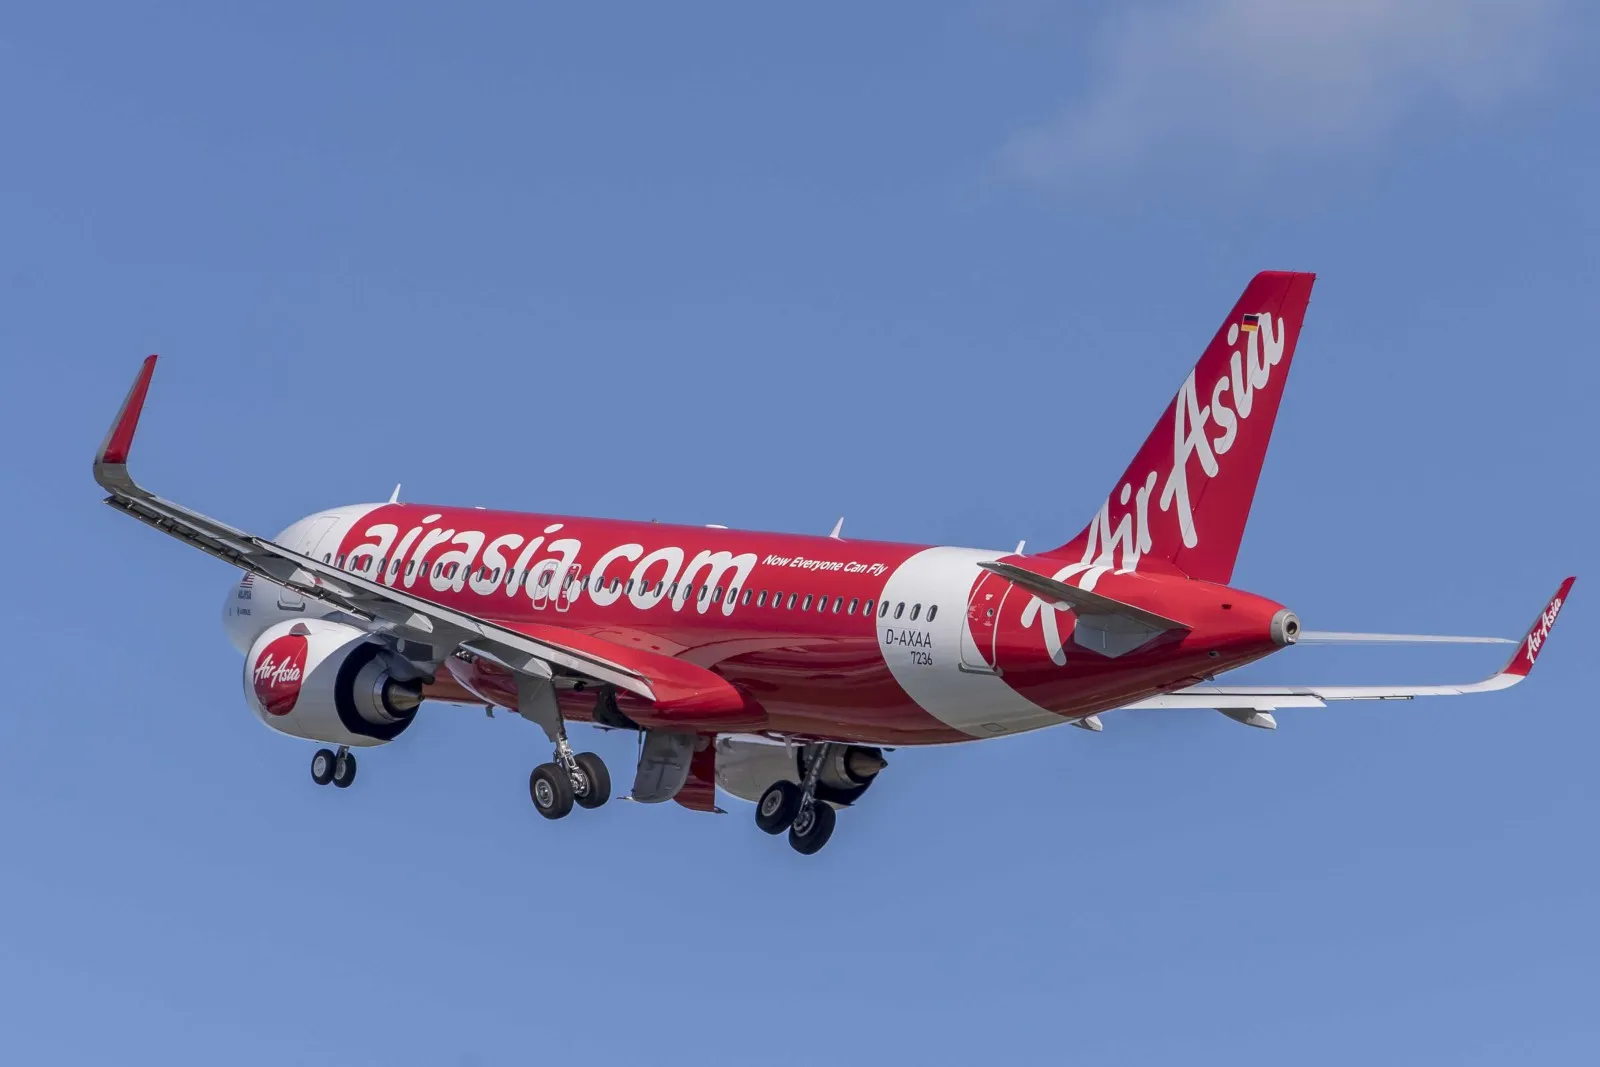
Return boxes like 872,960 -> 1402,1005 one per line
1005,0 -> 1564,185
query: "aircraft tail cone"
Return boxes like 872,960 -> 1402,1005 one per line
847,749 -> 888,779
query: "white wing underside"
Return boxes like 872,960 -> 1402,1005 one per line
1120,672 -> 1523,712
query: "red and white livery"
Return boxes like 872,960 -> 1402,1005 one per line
93,271 -> 1574,854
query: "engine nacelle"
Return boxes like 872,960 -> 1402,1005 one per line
714,738 -> 887,807
244,620 -> 422,748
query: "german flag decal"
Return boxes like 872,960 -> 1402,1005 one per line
1240,313 -> 1260,334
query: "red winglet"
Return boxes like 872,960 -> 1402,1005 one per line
1502,577 -> 1575,678
95,355 -> 158,479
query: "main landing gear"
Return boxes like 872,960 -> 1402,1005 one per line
310,746 -> 357,789
518,670 -> 611,821
529,746 -> 611,820
755,743 -> 841,855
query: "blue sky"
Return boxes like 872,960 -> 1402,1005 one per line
2,2 -> 1596,1063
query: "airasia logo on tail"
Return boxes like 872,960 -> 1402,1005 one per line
253,633 -> 308,716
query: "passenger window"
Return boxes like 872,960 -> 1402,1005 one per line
625,579 -> 635,594
336,553 -> 346,567
610,577 -> 621,592
668,583 -> 679,598
802,595 -> 813,611
910,604 -> 921,621
815,595 -> 827,613
786,593 -> 797,609
741,589 -> 752,606
699,586 -> 710,602
893,602 -> 905,619
879,600 -> 890,618
757,591 -> 768,607
927,605 -> 938,622
864,599 -> 874,616
713,585 -> 724,603
848,598 -> 859,614
832,597 -> 844,613
727,586 -> 738,602
322,553 -> 331,563
539,572 -> 552,588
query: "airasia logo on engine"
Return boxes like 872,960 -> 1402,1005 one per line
253,633 -> 308,716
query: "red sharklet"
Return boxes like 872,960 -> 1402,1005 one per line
1503,577 -> 1575,678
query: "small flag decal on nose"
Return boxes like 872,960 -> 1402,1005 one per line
1240,313 -> 1260,333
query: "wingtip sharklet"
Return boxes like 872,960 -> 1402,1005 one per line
95,354 -> 158,483
1502,576 -> 1575,679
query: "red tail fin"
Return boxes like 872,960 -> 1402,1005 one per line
1044,271 -> 1316,584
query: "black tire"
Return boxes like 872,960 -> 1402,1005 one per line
755,781 -> 802,835
788,801 -> 837,855
529,763 -> 574,820
310,749 -> 336,786
332,752 -> 358,789
572,752 -> 611,810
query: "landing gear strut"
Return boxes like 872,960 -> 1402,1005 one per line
311,746 -> 357,789
756,743 -> 840,855
519,671 -> 610,821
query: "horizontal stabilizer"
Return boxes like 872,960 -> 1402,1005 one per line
1297,631 -> 1516,646
977,561 -> 1185,632
1121,578 -> 1574,713
978,560 -> 1188,659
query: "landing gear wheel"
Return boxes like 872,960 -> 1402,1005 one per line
755,781 -> 802,835
571,752 -> 611,810
331,752 -> 358,789
310,749 -> 336,786
788,801 -> 837,855
529,762 -> 575,820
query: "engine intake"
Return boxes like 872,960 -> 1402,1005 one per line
244,620 -> 422,747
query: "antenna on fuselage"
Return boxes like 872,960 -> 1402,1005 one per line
388,483 -> 402,504
829,517 -> 844,540
1014,539 -> 1026,555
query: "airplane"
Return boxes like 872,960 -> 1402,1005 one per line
93,270 -> 1574,855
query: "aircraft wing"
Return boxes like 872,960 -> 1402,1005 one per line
1121,578 -> 1574,713
94,356 -> 673,702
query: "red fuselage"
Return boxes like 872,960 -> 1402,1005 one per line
228,502 -> 1292,745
